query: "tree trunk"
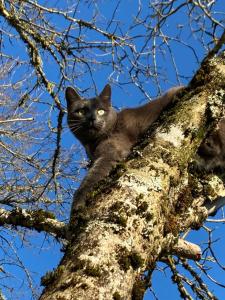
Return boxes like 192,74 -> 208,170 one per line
40,53 -> 225,300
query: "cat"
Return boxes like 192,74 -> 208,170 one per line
195,118 -> 225,216
197,118 -> 225,172
66,84 -> 184,214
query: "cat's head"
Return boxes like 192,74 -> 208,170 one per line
65,84 -> 117,141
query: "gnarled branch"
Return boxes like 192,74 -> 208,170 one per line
0,207 -> 67,239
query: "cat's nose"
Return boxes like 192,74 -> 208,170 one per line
88,115 -> 97,127
88,113 -> 96,120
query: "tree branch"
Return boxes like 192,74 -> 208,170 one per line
205,197 -> 225,216
0,207 -> 67,239
203,29 -> 225,63
171,239 -> 201,261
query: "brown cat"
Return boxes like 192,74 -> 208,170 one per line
66,84 -> 184,213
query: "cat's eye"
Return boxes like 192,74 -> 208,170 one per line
97,109 -> 105,116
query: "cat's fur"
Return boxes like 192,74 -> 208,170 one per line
197,118 -> 225,172
66,84 -> 184,213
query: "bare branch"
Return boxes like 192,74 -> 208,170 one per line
0,118 -> 34,123
171,239 -> 202,261
203,29 -> 225,63
0,207 -> 67,239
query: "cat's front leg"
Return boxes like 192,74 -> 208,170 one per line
70,155 -> 121,218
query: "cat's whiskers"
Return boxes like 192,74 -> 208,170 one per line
69,122 -> 82,127
68,120 -> 83,130
68,121 -> 83,131
68,120 -> 82,126
69,125 -> 82,132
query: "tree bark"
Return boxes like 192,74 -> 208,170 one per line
40,53 -> 225,300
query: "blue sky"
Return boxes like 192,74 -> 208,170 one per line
0,1 -> 225,299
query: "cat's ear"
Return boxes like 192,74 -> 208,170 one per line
99,84 -> 111,104
65,87 -> 81,106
